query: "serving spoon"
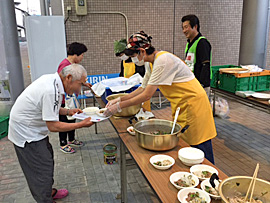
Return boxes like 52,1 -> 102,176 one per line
171,107 -> 180,134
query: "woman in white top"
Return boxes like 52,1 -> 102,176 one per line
104,31 -> 216,164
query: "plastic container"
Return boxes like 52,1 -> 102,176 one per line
0,116 -> 9,140
211,65 -> 240,88
219,70 -> 270,93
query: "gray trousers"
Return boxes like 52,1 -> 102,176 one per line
14,137 -> 54,203
204,86 -> 210,98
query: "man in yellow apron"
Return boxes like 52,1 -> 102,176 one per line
114,39 -> 151,111
106,31 -> 216,164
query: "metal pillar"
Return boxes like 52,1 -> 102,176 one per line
0,0 -> 24,101
239,0 -> 270,68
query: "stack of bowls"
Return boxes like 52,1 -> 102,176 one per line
178,147 -> 204,166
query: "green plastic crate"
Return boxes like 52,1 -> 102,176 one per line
211,65 -> 240,88
0,116 -> 9,140
219,74 -> 270,93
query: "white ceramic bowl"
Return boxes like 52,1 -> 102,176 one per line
150,154 -> 175,170
170,172 -> 199,190
200,179 -> 221,200
178,147 -> 204,166
96,108 -> 107,117
127,126 -> 135,136
190,164 -> 218,181
177,187 -> 211,203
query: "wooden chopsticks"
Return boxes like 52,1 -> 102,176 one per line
244,163 -> 259,202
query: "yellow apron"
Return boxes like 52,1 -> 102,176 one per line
123,61 -> 152,111
142,63 -> 153,111
123,61 -> 136,78
154,51 -> 216,145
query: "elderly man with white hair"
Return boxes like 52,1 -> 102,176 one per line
8,64 -> 93,203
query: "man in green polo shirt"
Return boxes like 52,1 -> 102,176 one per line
182,14 -> 212,97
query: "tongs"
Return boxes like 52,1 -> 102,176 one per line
209,173 -> 221,193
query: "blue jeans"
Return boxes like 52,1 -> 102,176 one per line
191,139 -> 215,164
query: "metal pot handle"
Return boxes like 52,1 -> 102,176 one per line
181,125 -> 190,133
177,125 -> 190,137
128,116 -> 138,125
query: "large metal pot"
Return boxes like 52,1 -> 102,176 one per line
219,176 -> 270,203
106,93 -> 141,117
133,119 -> 181,151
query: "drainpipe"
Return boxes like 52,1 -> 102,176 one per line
88,11 -> 129,40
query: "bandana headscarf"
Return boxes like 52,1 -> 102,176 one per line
126,31 -> 152,50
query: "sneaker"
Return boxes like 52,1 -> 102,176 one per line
68,139 -> 84,147
60,145 -> 75,154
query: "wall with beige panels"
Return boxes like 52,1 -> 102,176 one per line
64,0 -> 270,75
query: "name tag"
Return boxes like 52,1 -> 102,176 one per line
185,53 -> 195,71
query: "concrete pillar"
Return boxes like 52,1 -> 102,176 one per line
239,0 -> 270,68
51,0 -> 63,16
0,0 -> 24,101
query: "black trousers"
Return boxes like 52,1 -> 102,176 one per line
59,104 -> 75,146
14,137 -> 54,203
191,139 -> 215,164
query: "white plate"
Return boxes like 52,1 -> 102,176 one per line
251,93 -> 270,100
150,154 -> 175,170
96,108 -> 107,117
127,126 -> 135,135
178,187 -> 211,203
201,179 -> 221,200
190,164 -> 218,181
170,172 -> 199,190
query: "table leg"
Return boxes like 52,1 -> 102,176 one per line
120,140 -> 127,203
213,89 -> 216,116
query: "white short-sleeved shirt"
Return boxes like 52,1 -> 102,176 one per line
141,52 -> 195,88
8,73 -> 64,147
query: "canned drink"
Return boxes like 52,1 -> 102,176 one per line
103,143 -> 117,164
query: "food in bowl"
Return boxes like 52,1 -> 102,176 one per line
83,107 -> 99,115
96,108 -> 107,117
227,196 -> 263,203
128,127 -> 134,133
190,164 -> 218,180
153,159 -> 172,166
150,154 -> 175,170
178,188 -> 211,203
170,172 -> 199,190
193,171 -> 212,179
174,174 -> 196,187
186,192 -> 207,203
200,179 -> 221,200
204,185 -> 219,196
99,109 -> 105,114
127,126 -> 135,135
